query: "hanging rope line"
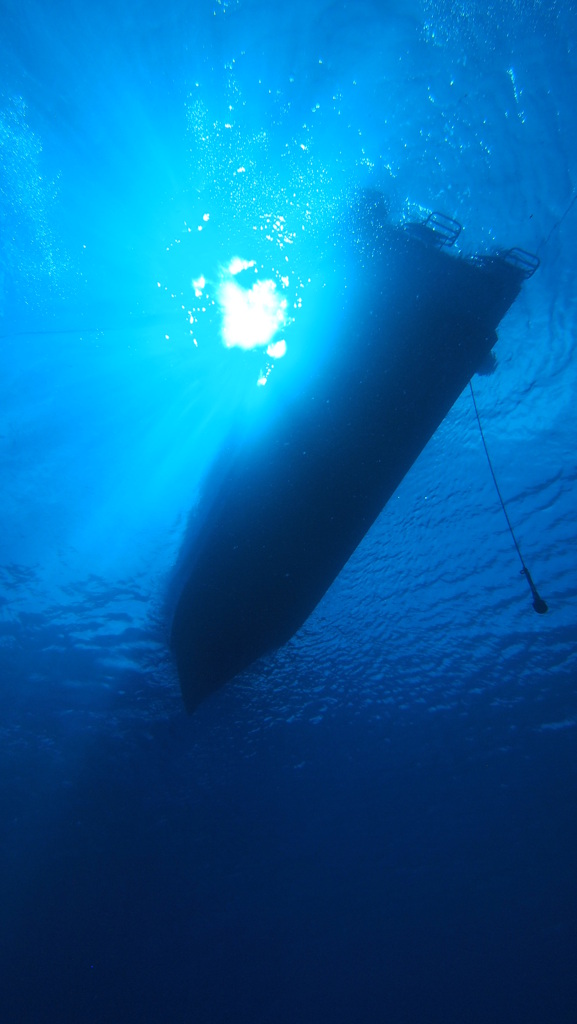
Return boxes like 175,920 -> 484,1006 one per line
477,190 -> 577,612
536,189 -> 577,255
468,191 -> 575,612
469,380 -> 547,614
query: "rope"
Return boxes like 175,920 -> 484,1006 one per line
469,380 -> 547,614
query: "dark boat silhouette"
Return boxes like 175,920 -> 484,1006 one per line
170,195 -> 538,711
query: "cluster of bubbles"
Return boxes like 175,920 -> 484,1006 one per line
156,71 -> 350,382
0,95 -> 63,314
422,0 -> 567,50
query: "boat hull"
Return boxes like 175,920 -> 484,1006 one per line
171,214 -> 525,711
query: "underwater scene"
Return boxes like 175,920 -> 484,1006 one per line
1,0 -> 576,1021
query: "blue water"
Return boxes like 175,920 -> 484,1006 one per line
1,1 -> 576,1021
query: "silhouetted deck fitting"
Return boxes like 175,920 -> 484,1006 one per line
423,211 -> 463,247
502,247 -> 540,278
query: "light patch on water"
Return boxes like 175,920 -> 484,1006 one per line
537,719 -> 576,733
266,339 -> 286,359
219,269 -> 287,351
228,257 -> 255,276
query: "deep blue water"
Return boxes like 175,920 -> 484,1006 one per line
1,1 -> 576,1021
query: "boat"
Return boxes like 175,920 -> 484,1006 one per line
170,194 -> 539,711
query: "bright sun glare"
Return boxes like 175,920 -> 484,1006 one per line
218,258 -> 288,352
